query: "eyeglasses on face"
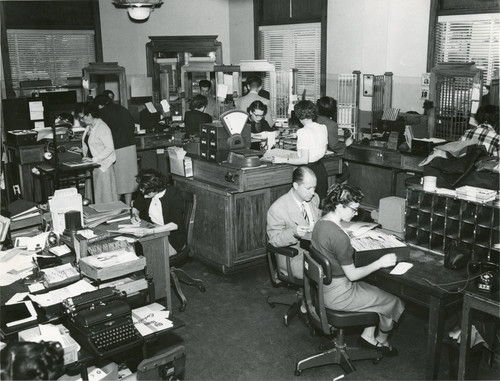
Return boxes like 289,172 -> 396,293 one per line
251,111 -> 265,118
345,205 -> 358,215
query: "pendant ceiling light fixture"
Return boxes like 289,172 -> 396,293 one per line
112,0 -> 163,21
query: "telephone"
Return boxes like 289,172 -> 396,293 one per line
468,262 -> 499,293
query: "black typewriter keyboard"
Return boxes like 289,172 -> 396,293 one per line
93,319 -> 141,352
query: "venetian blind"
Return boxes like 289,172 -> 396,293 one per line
259,23 -> 321,101
435,14 -> 499,85
7,29 -> 96,89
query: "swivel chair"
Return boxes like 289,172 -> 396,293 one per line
266,243 -> 303,326
295,247 -> 381,376
170,192 -> 205,312
136,344 -> 186,380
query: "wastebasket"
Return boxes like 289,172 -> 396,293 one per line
446,338 -> 484,380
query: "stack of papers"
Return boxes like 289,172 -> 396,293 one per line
456,186 -> 497,203
132,303 -> 173,336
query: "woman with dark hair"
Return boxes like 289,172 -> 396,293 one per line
247,100 -> 273,133
0,341 -> 64,380
79,100 -> 118,203
184,94 -> 213,137
310,184 -> 405,357
461,105 -> 499,156
317,96 -> 350,183
95,93 -> 138,206
131,169 -> 186,255
272,100 -> 328,200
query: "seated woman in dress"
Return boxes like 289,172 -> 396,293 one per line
0,341 -> 64,380
131,169 -> 186,256
310,184 -> 405,356
272,100 -> 328,200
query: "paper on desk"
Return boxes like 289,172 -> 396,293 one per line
6,292 -> 30,305
14,232 -> 50,251
49,188 -> 83,234
29,279 -> 96,307
0,249 -> 37,286
90,201 -> 128,213
167,146 -> 186,159
28,283 -> 45,293
390,262 -> 413,275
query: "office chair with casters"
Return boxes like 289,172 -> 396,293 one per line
136,344 -> 186,380
266,243 -> 304,326
295,248 -> 382,376
170,192 -> 205,312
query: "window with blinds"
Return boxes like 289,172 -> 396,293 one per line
7,29 -> 96,89
434,14 -> 499,85
259,23 -> 321,101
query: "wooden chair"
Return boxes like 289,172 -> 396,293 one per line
266,243 -> 304,326
170,192 -> 205,312
295,247 -> 381,376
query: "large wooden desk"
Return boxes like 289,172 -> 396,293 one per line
366,249 -> 464,380
344,144 -> 425,207
458,288 -> 500,380
173,154 -> 342,273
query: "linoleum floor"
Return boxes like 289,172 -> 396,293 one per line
165,259 -> 499,381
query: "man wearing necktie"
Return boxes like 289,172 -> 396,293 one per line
267,166 -> 321,280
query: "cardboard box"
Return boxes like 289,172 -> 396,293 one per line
169,156 -> 193,177
19,324 -> 80,365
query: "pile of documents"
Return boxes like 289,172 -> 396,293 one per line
8,199 -> 41,232
132,303 -> 173,336
456,186 -> 497,203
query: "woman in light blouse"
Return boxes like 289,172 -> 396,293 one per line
79,101 -> 118,203
273,100 -> 328,200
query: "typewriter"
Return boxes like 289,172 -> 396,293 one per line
63,287 -> 143,358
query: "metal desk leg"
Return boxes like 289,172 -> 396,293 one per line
426,296 -> 446,380
89,169 -> 95,203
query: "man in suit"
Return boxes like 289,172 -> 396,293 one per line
267,166 -> 321,280
235,75 -> 274,127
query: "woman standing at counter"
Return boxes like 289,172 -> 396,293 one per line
272,100 -> 328,200
95,94 -> 138,206
79,101 -> 118,203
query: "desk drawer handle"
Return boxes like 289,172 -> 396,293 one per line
225,172 -> 239,183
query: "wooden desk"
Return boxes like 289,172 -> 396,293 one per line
344,144 -> 425,207
174,154 -> 343,273
366,249 -> 464,380
458,289 -> 500,380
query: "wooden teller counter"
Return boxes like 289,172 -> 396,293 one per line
173,154 -> 342,274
